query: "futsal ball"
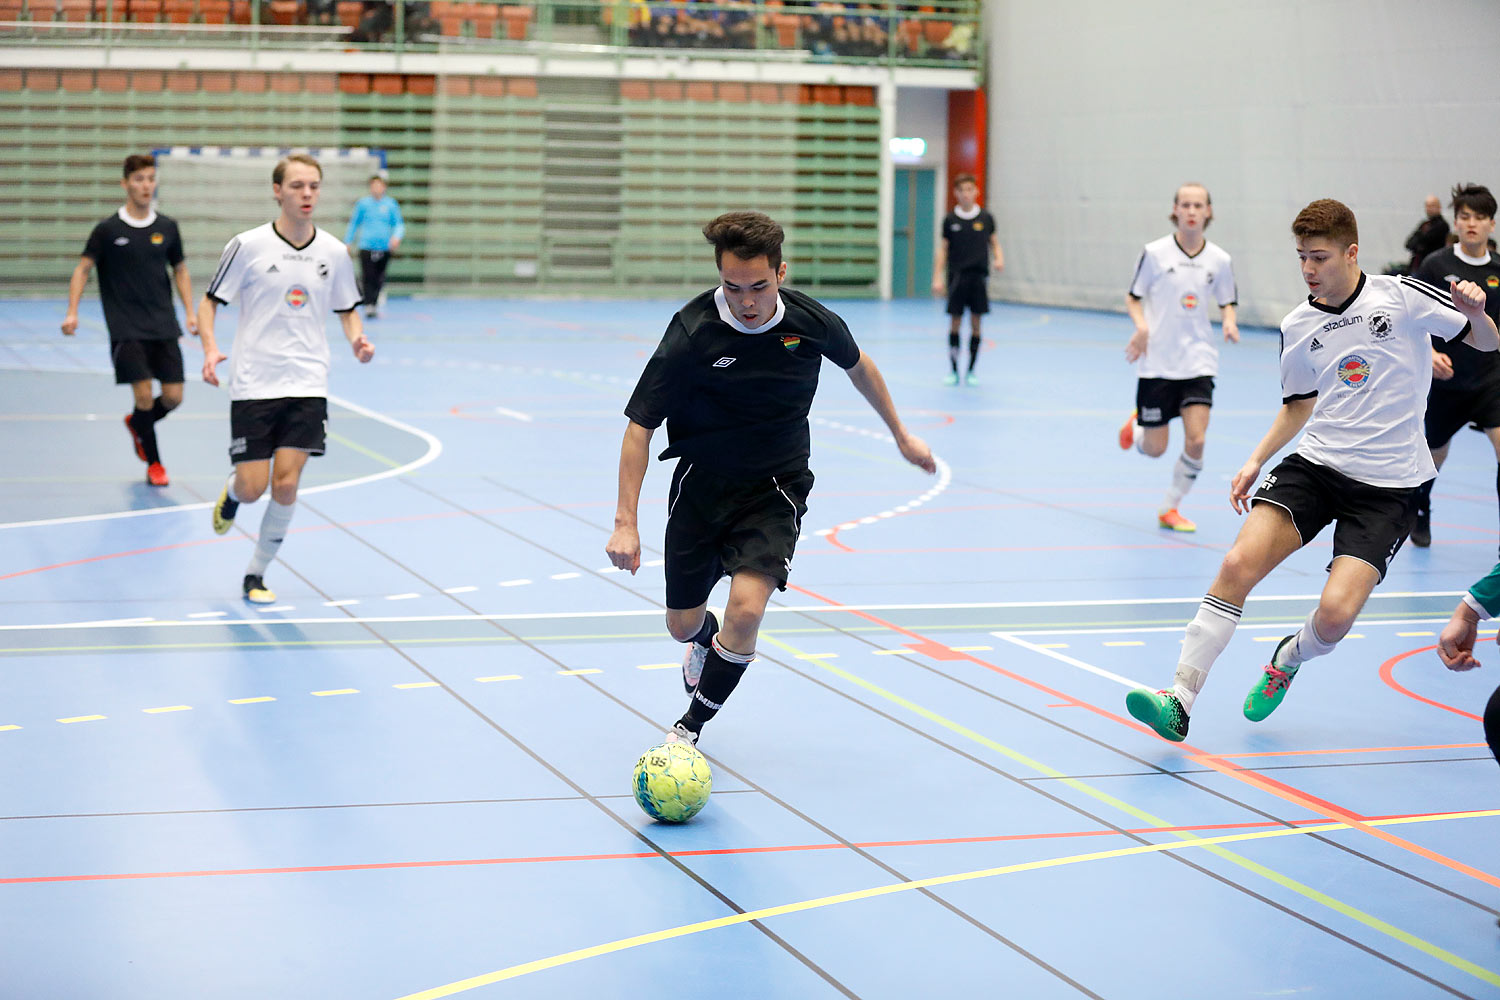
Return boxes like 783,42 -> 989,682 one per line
632,741 -> 713,823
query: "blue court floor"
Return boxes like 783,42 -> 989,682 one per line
1,294 -> 1498,999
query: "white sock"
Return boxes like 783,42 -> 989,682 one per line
1134,426 -> 1149,455
226,472 -> 248,504
1162,453 -> 1204,511
246,500 -> 294,577
1275,608 -> 1337,671
1172,595 -> 1242,713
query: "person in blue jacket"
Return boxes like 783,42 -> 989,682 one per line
1437,563 -> 1500,767
344,173 -> 405,318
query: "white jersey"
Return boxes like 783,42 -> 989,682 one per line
1280,273 -> 1471,487
205,222 -> 360,401
1128,235 -> 1237,379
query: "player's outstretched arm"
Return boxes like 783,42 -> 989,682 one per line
197,296 -> 227,386
845,352 -> 936,473
61,257 -> 93,336
606,421 -> 655,574
1437,600 -> 1483,671
1228,396 -> 1315,514
341,310 -> 374,362
1220,303 -> 1239,344
1452,279 -> 1500,352
173,262 -> 197,336
1124,295 -> 1149,361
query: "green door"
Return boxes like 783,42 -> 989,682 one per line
892,167 -> 936,298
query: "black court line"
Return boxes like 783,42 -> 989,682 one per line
294,496 -> 863,1000
472,471 -> 1492,988
0,790 -> 769,824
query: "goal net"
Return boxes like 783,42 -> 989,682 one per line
153,146 -> 386,291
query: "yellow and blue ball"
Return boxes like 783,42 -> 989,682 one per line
632,741 -> 713,823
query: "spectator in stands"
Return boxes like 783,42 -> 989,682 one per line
722,0 -> 754,48
1403,194 -> 1450,274
345,173 -> 405,318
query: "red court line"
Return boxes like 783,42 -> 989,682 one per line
782,586 -> 1500,889
1379,645 -> 1484,721
0,816 -> 1365,886
1192,750 -> 1500,891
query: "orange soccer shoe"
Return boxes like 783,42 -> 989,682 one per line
1158,508 -> 1196,532
1117,411 -> 1137,450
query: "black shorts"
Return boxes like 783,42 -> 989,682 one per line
229,397 -> 328,463
946,271 -> 989,317
1135,376 -> 1215,427
1425,380 -> 1500,449
663,462 -> 813,610
1251,453 -> 1423,582
111,337 -> 184,386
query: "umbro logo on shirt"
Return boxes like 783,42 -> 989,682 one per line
1310,337 -> 1325,352
713,357 -> 737,368
267,264 -> 280,273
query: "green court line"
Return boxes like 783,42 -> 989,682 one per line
758,632 -> 1500,989
325,431 -> 403,470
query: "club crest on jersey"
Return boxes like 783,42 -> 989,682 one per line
150,232 -> 164,245
1336,353 -> 1371,389
1180,293 -> 1198,310
1367,311 -> 1393,341
1488,275 -> 1500,289
971,221 -> 983,230
285,285 -> 310,309
780,335 -> 801,352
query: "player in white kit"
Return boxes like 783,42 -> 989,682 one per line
1118,183 -> 1239,532
1125,198 -> 1498,742
196,153 -> 373,604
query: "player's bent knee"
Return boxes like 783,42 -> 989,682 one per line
665,610 -> 704,643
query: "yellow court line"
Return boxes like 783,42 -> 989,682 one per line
142,705 -> 191,714
228,696 -> 275,705
311,688 -> 360,697
1102,640 -> 1143,647
475,675 -> 521,683
57,715 -> 105,724
394,682 -> 440,690
949,645 -> 992,652
635,663 -> 678,671
753,632 -> 1500,991
324,431 -> 403,470
0,724 -> 21,731
556,669 -> 602,676
392,809 -> 1500,1000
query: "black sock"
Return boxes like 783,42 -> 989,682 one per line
947,331 -> 960,372
130,407 -> 160,464
1416,478 -> 1433,518
1486,683 -> 1500,767
688,609 -> 718,647
967,334 -> 981,372
680,640 -> 751,732
149,396 -> 172,423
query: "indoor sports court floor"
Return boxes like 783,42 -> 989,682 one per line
2,295 -> 1498,999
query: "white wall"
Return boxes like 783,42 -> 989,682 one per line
985,0 -> 1500,327
894,85 -> 950,224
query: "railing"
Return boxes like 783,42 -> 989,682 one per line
0,0 -> 982,70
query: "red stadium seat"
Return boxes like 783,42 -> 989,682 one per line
334,0 -> 359,26
162,0 -> 195,21
268,0 -> 299,23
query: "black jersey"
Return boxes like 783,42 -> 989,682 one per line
625,286 -> 862,479
1416,246 -> 1500,390
82,209 -> 185,341
941,207 -> 996,275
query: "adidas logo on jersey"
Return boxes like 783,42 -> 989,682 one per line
713,357 -> 736,368
1310,337 -> 1325,352
267,264 -> 280,273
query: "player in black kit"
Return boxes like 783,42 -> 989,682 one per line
62,153 -> 195,487
607,211 -> 936,747
1411,183 -> 1500,549
931,173 -> 1002,385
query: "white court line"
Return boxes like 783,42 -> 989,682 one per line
0,394 -> 443,531
0,610 -> 1464,635
992,632 -> 1148,690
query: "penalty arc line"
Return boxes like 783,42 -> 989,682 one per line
0,394 -> 443,531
